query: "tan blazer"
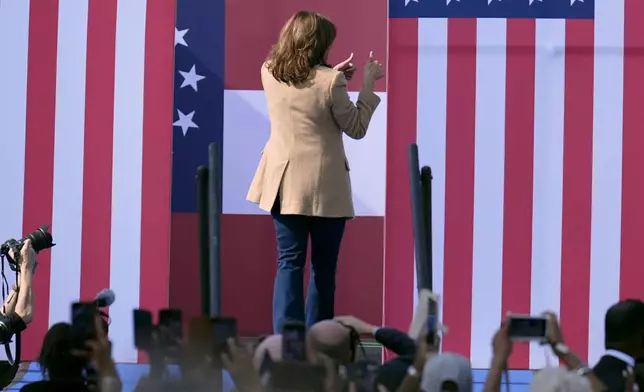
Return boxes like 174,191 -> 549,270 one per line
246,64 -> 381,218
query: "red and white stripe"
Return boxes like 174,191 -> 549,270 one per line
386,0 -> 644,369
0,0 -> 175,362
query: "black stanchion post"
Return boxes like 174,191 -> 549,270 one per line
197,166 -> 211,315
208,143 -> 223,392
408,144 -> 430,292
420,166 -> 433,291
208,143 -> 222,317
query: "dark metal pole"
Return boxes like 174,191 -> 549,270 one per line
208,142 -> 222,317
196,166 -> 210,315
408,144 -> 430,292
420,166 -> 433,291
208,143 -> 224,392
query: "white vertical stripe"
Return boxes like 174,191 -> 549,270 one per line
588,0 -> 624,367
469,19 -> 506,370
530,19 -> 566,369
49,0 -> 89,328
222,90 -> 269,215
0,0 -> 29,362
109,0 -> 147,363
416,18 -> 447,323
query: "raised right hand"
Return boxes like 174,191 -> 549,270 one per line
363,51 -> 384,88
542,311 -> 564,346
19,239 -> 36,271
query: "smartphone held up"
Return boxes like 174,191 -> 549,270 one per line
281,321 -> 307,362
132,309 -> 241,367
408,288 -> 442,347
70,302 -> 98,349
507,314 -> 548,342
212,317 -> 237,357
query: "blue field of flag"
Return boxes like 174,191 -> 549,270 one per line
389,0 -> 594,19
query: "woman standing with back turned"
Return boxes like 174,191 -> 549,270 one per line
247,11 -> 384,333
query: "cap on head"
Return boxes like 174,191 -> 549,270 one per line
420,353 -> 473,392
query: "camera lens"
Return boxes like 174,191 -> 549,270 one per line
24,225 -> 54,253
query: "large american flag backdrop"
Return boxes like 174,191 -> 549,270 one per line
387,0 -> 644,370
0,0 -> 175,362
3,0 -> 643,370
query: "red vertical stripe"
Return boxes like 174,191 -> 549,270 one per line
441,19 -> 477,358
139,0 -> 175,361
502,19 -> 536,370
79,0 -> 117,303
383,18 -> 418,349
620,0 -> 644,300
21,0 -> 59,360
560,19 -> 594,361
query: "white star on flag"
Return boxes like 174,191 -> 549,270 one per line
173,110 -> 198,136
179,65 -> 205,92
404,0 -> 418,6
529,0 -> 542,4
446,0 -> 460,5
571,0 -> 583,4
175,28 -> 189,47
488,0 -> 500,4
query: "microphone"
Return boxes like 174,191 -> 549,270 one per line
94,288 -> 115,308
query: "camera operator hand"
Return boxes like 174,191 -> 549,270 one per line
8,239 -> 36,273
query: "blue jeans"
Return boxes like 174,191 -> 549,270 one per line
271,201 -> 346,333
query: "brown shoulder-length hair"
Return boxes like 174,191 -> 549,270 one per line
266,11 -> 337,86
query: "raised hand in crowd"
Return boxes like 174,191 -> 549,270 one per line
334,53 -> 357,81
483,315 -> 513,392
543,312 -> 606,392
543,311 -> 564,347
0,239 -> 37,343
9,239 -> 37,273
222,338 -> 263,392
395,319 -> 440,392
71,314 -> 122,392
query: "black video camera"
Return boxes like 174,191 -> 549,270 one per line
0,225 -> 55,271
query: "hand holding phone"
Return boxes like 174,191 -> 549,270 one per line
133,309 -> 153,350
212,317 -> 237,358
408,289 -> 441,340
158,309 -> 182,348
71,302 -> 97,349
281,321 -> 306,362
